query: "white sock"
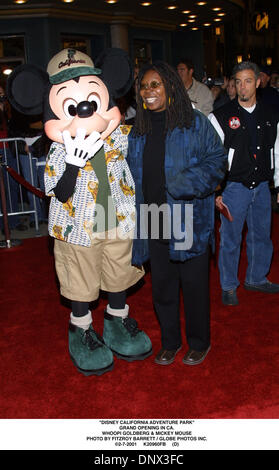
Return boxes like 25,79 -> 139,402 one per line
70,311 -> 92,330
106,304 -> 129,318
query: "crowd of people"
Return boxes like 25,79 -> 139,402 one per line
1,50 -> 279,371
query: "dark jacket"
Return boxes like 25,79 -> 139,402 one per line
213,98 -> 279,189
127,110 -> 227,264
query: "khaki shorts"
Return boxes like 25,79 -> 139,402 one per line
54,228 -> 144,302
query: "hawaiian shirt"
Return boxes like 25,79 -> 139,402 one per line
44,125 -> 136,247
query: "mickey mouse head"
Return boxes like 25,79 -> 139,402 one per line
7,47 -> 133,144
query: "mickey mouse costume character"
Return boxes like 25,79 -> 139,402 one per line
7,48 -> 152,376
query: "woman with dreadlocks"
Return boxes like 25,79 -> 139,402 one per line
127,61 -> 227,366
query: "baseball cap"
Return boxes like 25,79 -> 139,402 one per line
47,48 -> 102,84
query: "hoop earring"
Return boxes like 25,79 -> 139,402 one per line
143,102 -> 147,109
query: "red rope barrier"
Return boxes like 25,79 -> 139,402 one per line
5,165 -> 46,199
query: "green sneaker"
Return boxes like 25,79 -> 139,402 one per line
103,312 -> 152,362
68,323 -> 114,376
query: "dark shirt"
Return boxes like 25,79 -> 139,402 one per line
142,110 -> 168,241
213,98 -> 279,189
142,110 -> 166,206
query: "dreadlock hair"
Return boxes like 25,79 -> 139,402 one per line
132,61 -> 194,136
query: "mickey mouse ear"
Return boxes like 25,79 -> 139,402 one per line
95,48 -> 134,99
6,64 -> 49,115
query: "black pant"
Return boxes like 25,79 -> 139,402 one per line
149,240 -> 210,351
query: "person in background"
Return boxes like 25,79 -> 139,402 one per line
259,66 -> 271,89
208,61 -> 279,306
226,77 -> 237,100
177,58 -> 213,116
257,66 -> 279,112
127,61 -> 227,366
210,75 -> 237,110
211,84 -> 230,110
270,70 -> 279,90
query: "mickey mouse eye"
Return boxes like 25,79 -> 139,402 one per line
87,93 -> 101,113
63,98 -> 77,118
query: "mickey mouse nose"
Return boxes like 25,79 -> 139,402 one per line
77,101 -> 94,118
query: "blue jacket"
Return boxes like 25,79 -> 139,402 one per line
127,110 -> 227,264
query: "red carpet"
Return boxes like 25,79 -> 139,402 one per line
1,215 -> 279,419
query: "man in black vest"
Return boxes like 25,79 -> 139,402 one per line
209,61 -> 279,306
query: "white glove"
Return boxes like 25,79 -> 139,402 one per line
62,128 -> 104,168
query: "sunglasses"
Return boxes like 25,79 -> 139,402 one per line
140,81 -> 163,90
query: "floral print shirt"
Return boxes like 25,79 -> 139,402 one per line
44,125 -> 136,246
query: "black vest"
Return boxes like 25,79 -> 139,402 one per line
213,98 -> 279,188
